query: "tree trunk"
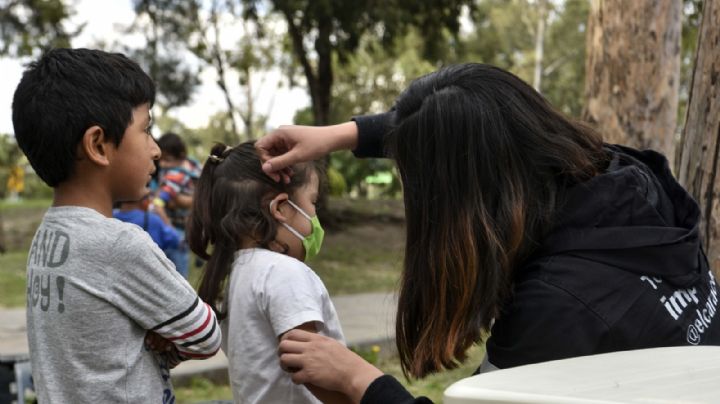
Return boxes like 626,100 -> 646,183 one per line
583,0 -> 681,164
209,4 -> 239,143
676,0 -> 720,275
314,14 -> 333,126
532,0 -> 547,92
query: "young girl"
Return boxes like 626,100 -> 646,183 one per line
187,142 -> 347,403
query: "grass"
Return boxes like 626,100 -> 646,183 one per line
175,378 -> 233,403
377,344 -> 487,402
0,250 -> 28,307
172,346 -> 487,404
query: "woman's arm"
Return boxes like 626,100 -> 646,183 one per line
256,112 -> 394,182
280,329 -> 434,404
256,122 -> 360,182
279,329 -> 384,403
285,322 -> 355,404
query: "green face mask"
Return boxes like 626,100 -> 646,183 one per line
281,199 -> 325,261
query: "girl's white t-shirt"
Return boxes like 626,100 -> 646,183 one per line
222,248 -> 345,404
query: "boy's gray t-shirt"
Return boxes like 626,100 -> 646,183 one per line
26,206 -> 209,403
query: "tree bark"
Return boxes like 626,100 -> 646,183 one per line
532,0 -> 547,92
583,0 -> 681,164
279,5 -> 332,126
676,0 -> 720,275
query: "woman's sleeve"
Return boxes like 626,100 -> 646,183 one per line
360,375 -> 434,404
351,111 -> 395,158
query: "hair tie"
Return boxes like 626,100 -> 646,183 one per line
208,145 -> 234,164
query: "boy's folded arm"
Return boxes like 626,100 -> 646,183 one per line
149,297 -> 222,359
105,229 -> 221,361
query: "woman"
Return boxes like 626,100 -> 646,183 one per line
257,63 -> 720,403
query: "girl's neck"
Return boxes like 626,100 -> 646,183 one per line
239,238 -> 285,255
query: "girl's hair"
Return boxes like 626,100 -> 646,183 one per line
187,141 -> 319,319
386,63 -> 609,378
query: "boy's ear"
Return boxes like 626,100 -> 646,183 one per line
80,125 -> 112,167
269,193 -> 290,222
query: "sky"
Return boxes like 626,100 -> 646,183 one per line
0,0 -> 309,136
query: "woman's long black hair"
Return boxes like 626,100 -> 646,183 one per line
187,141 -> 315,319
386,63 -> 609,378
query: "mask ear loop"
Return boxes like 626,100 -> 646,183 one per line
269,200 -> 306,241
285,199 -> 312,221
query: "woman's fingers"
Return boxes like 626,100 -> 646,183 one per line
282,328 -> 317,342
279,352 -> 305,371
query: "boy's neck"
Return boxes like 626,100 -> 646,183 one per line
53,178 -> 113,218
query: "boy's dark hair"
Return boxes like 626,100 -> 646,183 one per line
11,48 -> 156,187
187,141 -> 323,319
157,132 -> 187,160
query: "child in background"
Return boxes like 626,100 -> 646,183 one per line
12,48 -> 221,403
187,142 -> 348,404
113,194 -> 180,254
157,132 -> 202,278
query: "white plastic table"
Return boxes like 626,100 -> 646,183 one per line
444,346 -> 720,404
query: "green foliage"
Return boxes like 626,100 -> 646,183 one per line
323,1 -> 590,191
538,0 -> 589,117
0,136 -> 21,197
243,0 -> 473,124
128,0 -> 277,139
22,172 -> 53,200
122,0 -> 203,113
330,29 -> 436,122
461,0 -> 588,117
0,0 -> 80,57
326,166 -> 347,196
328,151 -> 398,198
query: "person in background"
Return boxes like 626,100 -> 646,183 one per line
113,194 -> 180,254
156,132 -> 202,278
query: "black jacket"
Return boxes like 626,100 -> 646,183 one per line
352,114 -> 720,403
487,144 -> 720,368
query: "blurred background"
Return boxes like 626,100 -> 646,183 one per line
0,0 -> 714,402
0,0 -> 706,203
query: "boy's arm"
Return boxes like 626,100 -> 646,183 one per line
108,229 -> 221,360
149,296 -> 221,359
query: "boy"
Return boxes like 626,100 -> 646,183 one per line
12,48 -> 221,403
156,132 -> 202,278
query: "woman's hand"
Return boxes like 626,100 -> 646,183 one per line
279,329 -> 383,403
256,122 -> 359,183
